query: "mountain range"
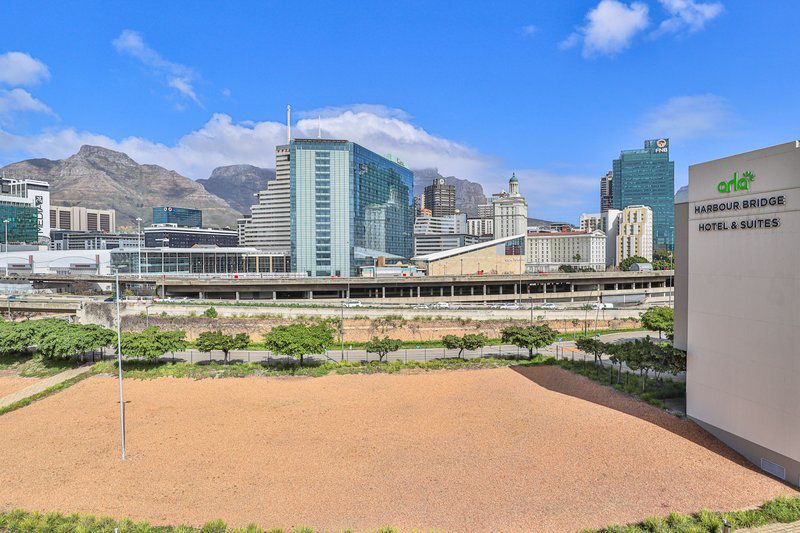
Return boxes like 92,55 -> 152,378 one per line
0,145 -> 562,231
197,164 -> 274,215
0,145 -> 241,229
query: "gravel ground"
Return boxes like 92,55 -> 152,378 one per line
0,376 -> 40,398
0,367 -> 795,532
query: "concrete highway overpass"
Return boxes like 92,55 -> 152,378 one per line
18,270 -> 673,305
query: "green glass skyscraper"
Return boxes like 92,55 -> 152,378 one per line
611,138 -> 675,250
290,139 -> 413,277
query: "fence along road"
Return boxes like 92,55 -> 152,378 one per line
116,330 -> 658,365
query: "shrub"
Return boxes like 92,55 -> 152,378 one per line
203,307 -> 219,318
201,519 -> 228,533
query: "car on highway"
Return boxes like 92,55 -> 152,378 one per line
591,302 -> 615,310
431,302 -> 450,309
498,303 -> 521,310
540,303 -> 557,310
412,303 -> 430,309
342,300 -> 363,308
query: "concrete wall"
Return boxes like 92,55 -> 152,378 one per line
114,314 -> 641,342
686,140 -> 800,485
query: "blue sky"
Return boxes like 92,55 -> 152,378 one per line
0,0 -> 797,222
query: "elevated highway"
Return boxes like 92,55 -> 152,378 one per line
16,270 -> 673,305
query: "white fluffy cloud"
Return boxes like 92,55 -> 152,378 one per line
0,106 -> 494,181
639,94 -> 734,139
0,88 -> 54,124
113,30 -> 201,106
656,0 -> 724,34
561,0 -> 650,57
0,52 -> 51,86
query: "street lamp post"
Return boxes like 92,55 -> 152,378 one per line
160,238 -> 169,274
135,217 -> 143,279
114,270 -> 126,461
529,283 -> 534,325
3,219 -> 8,253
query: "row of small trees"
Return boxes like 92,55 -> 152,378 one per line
575,336 -> 686,389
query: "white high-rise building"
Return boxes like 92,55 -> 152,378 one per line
50,205 -> 115,233
616,205 -> 653,263
525,230 -> 606,272
493,173 -> 528,239
467,217 -> 494,237
579,213 -> 602,232
240,144 -> 291,252
600,208 -> 621,266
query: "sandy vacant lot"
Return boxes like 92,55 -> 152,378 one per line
0,368 -> 795,532
0,376 -> 40,398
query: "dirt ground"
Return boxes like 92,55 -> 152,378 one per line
0,375 -> 40,398
0,368 -> 795,532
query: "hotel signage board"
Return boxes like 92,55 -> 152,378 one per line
692,170 -> 785,232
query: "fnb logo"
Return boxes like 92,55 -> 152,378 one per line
717,171 -> 755,193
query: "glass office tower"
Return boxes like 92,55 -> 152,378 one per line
612,138 -> 675,250
290,139 -> 413,277
152,206 -> 202,228
0,204 -> 38,244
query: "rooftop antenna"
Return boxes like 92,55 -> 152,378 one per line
286,104 -> 291,143
318,115 -> 322,139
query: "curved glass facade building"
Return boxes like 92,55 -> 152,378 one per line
290,139 -> 413,277
612,138 -> 675,250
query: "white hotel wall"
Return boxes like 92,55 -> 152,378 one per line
687,141 -> 800,482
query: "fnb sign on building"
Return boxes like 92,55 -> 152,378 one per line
675,140 -> 800,484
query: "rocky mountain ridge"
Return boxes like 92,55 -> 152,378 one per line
197,164 -> 275,215
0,145 -> 240,229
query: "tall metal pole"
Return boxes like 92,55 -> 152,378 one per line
340,302 -> 345,361
115,271 -> 126,460
136,217 -> 142,278
3,219 -> 8,253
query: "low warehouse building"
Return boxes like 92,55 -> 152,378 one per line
412,234 -> 526,276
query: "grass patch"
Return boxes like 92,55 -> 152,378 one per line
4,496 -> 800,532
92,355 -> 554,380
582,496 -> 800,532
555,358 -> 685,411
0,509 -> 403,532
0,353 -> 85,378
0,371 -> 90,416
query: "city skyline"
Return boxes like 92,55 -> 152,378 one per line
0,1 -> 797,223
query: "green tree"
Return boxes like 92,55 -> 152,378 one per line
120,327 -> 187,362
364,336 -> 402,362
37,323 -> 115,360
640,306 -> 674,340
652,249 -> 675,270
442,333 -> 489,359
618,255 -> 649,271
195,331 -> 250,363
263,323 -> 333,365
558,264 -> 576,273
202,307 -> 218,318
501,324 -> 558,359
576,337 -> 605,366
